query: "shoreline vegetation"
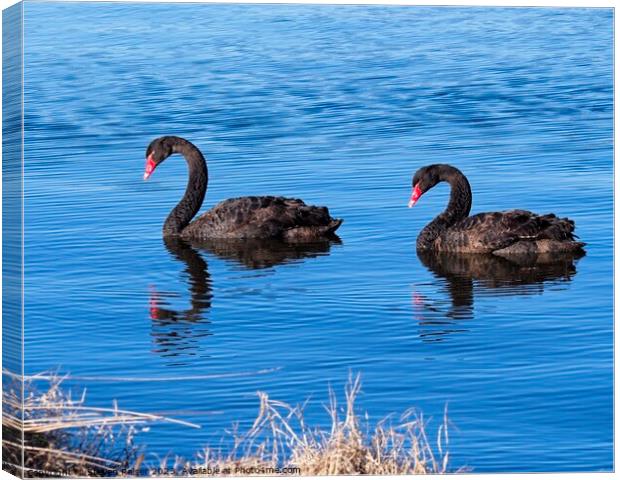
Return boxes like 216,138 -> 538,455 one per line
3,372 -> 456,477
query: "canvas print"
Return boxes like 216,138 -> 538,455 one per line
2,1 -> 613,477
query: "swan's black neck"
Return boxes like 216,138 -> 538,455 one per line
417,166 -> 472,250
163,139 -> 208,237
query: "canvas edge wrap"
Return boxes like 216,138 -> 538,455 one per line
3,2 -> 25,478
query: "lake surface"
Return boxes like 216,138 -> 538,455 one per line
20,3 -> 613,472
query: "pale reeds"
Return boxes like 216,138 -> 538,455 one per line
3,372 -> 455,477
2,371 -> 198,477
160,374 -> 453,476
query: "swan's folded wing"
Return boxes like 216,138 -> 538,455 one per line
187,196 -> 339,239
442,210 -> 579,253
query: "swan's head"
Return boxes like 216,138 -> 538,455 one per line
144,137 -> 175,180
409,165 -> 441,208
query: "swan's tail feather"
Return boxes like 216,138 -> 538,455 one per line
283,219 -> 343,241
325,218 -> 343,234
493,239 -> 586,256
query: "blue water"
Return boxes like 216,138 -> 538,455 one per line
20,3 -> 612,472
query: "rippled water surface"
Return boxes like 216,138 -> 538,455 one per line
21,3 -> 612,472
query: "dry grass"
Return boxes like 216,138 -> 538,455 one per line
157,374 -> 453,476
3,372 -> 455,477
2,372 -> 197,477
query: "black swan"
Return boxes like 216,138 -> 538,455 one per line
408,164 -> 585,254
144,136 -> 342,240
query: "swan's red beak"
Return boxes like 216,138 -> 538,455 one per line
408,184 -> 422,208
144,154 -> 156,180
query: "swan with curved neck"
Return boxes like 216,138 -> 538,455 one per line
144,136 -> 342,240
408,164 -> 585,255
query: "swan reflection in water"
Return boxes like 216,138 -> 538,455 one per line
190,236 -> 341,270
412,250 -> 585,343
149,237 -> 214,363
149,236 -> 341,362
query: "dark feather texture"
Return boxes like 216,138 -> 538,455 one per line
145,136 -> 342,240
182,196 -> 342,240
411,164 -> 585,254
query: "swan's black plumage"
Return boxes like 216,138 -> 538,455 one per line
183,196 -> 339,241
145,136 -> 342,240
410,164 -> 585,254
